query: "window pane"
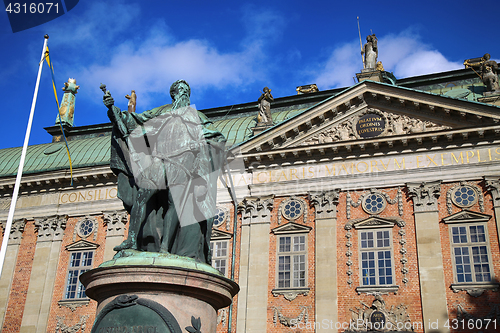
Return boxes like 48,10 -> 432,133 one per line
279,237 -> 291,253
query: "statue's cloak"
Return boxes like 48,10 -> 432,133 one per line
108,104 -> 226,262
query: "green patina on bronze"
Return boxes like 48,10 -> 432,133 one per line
91,295 -> 182,333
103,80 -> 226,265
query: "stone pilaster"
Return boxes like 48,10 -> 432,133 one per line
103,211 -> 128,262
236,196 -> 273,333
309,190 -> 340,333
20,215 -> 67,333
0,219 -> 26,329
484,176 -> 500,250
407,181 -> 449,333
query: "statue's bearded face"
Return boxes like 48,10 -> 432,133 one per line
172,82 -> 191,109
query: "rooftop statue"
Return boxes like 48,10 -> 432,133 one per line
102,80 -> 226,264
361,34 -> 378,70
257,87 -> 274,124
481,54 -> 500,93
55,78 -> 79,127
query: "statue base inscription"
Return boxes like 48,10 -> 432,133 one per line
80,260 -> 239,333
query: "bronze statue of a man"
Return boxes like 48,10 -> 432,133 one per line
103,80 -> 226,264
257,87 -> 274,124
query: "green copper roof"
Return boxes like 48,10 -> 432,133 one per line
0,107 -> 306,177
0,135 -> 111,177
214,107 -> 306,146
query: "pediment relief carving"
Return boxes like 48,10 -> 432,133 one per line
237,82 -> 500,161
300,108 -> 451,146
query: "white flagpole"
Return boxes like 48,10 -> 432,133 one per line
0,35 -> 49,279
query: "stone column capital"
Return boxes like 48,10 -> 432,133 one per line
1,218 -> 27,245
103,211 -> 128,237
484,176 -> 500,206
34,215 -> 67,242
406,181 -> 441,212
238,195 -> 274,225
308,189 -> 340,219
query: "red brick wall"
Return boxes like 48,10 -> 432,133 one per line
438,181 -> 500,333
1,220 -> 36,333
266,196 -> 315,332
45,215 -> 108,333
336,188 -> 424,333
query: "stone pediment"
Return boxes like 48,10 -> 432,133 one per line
211,228 -> 233,240
271,222 -> 312,234
237,81 -> 500,161
443,209 -> 491,224
65,239 -> 99,251
347,216 -> 398,230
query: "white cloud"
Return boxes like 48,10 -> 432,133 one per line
48,1 -> 286,110
312,30 -> 462,90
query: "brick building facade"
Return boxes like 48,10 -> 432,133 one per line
1,63 -> 500,333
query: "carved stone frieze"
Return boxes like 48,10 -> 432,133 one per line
348,295 -> 411,332
34,215 -> 67,242
238,196 -> 274,224
103,211 -> 128,237
407,181 -> 441,212
308,189 -> 340,219
300,108 -> 451,146
273,306 -> 310,327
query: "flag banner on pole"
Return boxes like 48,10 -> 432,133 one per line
44,45 -> 74,185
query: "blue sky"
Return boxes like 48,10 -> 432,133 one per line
1,0 -> 499,150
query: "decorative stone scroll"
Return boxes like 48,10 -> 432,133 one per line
348,295 -> 411,332
103,211 -> 128,237
484,176 -> 500,207
308,189 -> 340,220
272,306 -> 310,327
55,315 -> 89,333
34,215 -> 67,242
407,181 -> 441,212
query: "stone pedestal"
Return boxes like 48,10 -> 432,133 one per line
80,253 -> 239,333
356,70 -> 383,83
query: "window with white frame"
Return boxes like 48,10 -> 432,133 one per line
277,235 -> 307,288
451,224 -> 492,283
210,240 -> 228,276
64,250 -> 93,299
359,229 -> 394,286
